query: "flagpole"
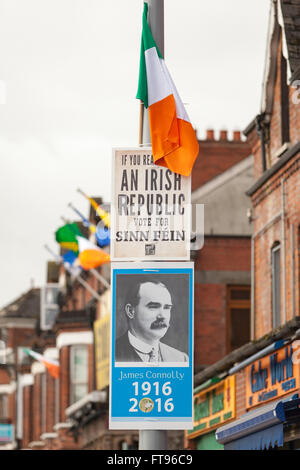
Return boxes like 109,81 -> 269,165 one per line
68,202 -> 95,230
61,216 -> 71,224
76,187 -> 90,200
139,0 -> 168,451
44,245 -> 102,302
60,216 -> 110,289
76,188 -> 111,228
90,268 -> 110,290
139,102 -> 144,145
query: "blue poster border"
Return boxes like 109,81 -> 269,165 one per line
109,262 -> 194,430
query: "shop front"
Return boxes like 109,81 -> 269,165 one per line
186,376 -> 236,450
216,341 -> 300,450
0,423 -> 15,449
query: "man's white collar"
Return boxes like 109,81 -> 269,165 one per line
128,331 -> 159,354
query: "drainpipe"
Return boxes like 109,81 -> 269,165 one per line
251,235 -> 255,341
255,113 -> 267,172
291,224 -> 295,318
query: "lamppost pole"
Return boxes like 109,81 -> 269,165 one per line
138,0 -> 168,451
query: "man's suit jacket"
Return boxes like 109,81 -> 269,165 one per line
115,332 -> 188,363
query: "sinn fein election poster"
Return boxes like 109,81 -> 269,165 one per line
109,262 -> 194,430
111,148 -> 191,260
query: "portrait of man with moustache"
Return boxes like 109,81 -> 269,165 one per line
115,274 -> 189,364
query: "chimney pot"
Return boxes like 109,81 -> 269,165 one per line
233,130 -> 241,141
219,130 -> 228,141
206,129 -> 214,140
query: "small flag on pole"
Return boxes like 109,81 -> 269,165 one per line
68,202 -> 110,248
62,250 -> 82,277
76,236 -> 110,270
136,2 -> 199,177
23,348 -> 60,379
55,223 -> 82,253
77,189 -> 110,228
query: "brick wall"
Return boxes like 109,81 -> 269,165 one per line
32,373 -> 42,442
269,34 -> 300,167
22,384 -> 33,447
0,369 -> 9,384
46,374 -> 55,433
65,269 -> 102,312
194,237 -> 251,369
246,27 -> 300,340
289,82 -> 300,146
192,130 -> 251,191
251,164 -> 300,339
7,327 -> 35,350
8,392 -> 16,424
269,35 -> 283,167
249,32 -> 300,182
194,283 -> 227,368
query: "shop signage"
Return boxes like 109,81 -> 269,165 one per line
111,148 -> 191,260
94,314 -> 110,390
0,424 -> 14,443
246,342 -> 300,409
187,376 -> 236,438
109,262 -> 194,429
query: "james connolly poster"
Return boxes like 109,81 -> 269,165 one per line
109,262 -> 194,429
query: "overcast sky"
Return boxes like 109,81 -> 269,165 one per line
0,0 -> 270,309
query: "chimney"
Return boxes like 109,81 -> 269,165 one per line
206,129 -> 215,140
219,130 -> 228,141
233,130 -> 241,141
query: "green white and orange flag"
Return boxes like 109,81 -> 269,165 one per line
23,348 -> 60,379
76,236 -> 110,270
136,2 -> 199,177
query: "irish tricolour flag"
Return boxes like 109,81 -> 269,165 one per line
76,236 -> 110,270
136,2 -> 199,177
23,348 -> 60,379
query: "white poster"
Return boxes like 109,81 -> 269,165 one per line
111,148 -> 191,260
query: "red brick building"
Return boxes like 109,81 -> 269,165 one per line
192,130 -> 252,371
188,0 -> 300,451
0,122 -> 254,450
0,124 -> 253,450
0,287 -> 41,449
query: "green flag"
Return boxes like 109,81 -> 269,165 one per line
55,223 -> 82,253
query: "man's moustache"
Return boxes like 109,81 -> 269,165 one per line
150,320 -> 168,329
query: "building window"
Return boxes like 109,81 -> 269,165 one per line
54,377 -> 60,425
227,286 -> 251,353
271,243 -> 281,328
70,345 -> 88,405
0,394 -> 8,418
118,439 -> 138,450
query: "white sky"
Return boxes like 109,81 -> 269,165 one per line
0,0 -> 270,308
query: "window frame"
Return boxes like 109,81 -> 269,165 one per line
0,393 -> 8,419
69,344 -> 89,405
226,285 -> 251,354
